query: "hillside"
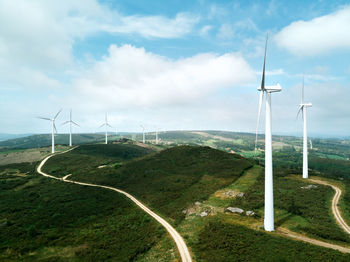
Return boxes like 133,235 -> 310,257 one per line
0,143 -> 170,261
42,144 -> 350,261
0,133 -> 32,142
0,160 -> 168,261
2,140 -> 350,261
43,145 -> 254,225
0,133 -> 113,151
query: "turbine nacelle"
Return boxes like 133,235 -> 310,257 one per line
258,83 -> 282,93
299,102 -> 312,108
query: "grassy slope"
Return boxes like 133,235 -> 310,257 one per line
0,145 -> 168,261
0,145 -> 69,165
195,219 -> 350,262
229,169 -> 350,244
44,145 -> 253,225
38,143 -> 350,260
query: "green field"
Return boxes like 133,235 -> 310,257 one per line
1,132 -> 350,261
43,145 -> 253,225
0,161 -> 169,261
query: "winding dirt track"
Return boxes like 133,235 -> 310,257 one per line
37,149 -> 192,262
278,228 -> 350,253
310,178 -> 350,234
277,177 -> 350,253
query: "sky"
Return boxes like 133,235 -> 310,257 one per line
0,0 -> 350,137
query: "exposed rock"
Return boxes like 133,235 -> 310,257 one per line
237,192 -> 244,198
200,211 -> 208,217
182,209 -> 187,214
301,185 -> 318,189
225,207 -> 244,214
195,201 -> 201,206
246,210 -> 255,216
223,191 -> 236,197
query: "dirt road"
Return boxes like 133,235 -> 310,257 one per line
278,227 -> 350,253
310,178 -> 350,234
277,177 -> 350,253
37,149 -> 192,262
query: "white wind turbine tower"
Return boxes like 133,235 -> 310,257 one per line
297,76 -> 312,179
62,109 -> 79,147
255,36 -> 282,232
140,125 -> 145,143
154,126 -> 159,144
38,109 -> 62,154
100,113 -> 113,144
156,129 -> 159,144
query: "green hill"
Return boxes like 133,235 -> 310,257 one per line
0,161 -> 166,261
43,145 -> 254,225
42,144 -> 350,261
3,142 -> 350,261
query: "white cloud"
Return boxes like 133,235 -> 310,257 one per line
217,23 -> 235,40
199,25 -> 213,36
71,44 -> 256,111
275,6 -> 350,56
103,13 -> 199,39
0,0 -> 199,71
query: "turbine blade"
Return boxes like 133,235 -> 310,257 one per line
61,121 -> 70,126
261,34 -> 268,91
255,91 -> 264,151
54,123 -> 57,134
72,121 -> 79,127
99,123 -> 105,128
37,117 -> 51,121
107,123 -> 113,128
54,108 -> 63,120
296,105 -> 303,120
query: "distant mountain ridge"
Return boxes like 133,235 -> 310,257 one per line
0,133 -> 33,142
0,133 -> 107,150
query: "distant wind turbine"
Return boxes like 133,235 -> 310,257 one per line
62,109 -> 79,147
140,125 -> 145,143
156,129 -> 159,144
154,126 -> 160,144
37,109 -> 62,154
100,113 -> 113,144
297,76 -> 312,179
255,35 -> 282,232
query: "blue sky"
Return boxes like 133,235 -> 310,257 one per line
0,0 -> 350,137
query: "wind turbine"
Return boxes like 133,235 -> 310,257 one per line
297,76 -> 312,179
38,109 -> 62,154
255,35 -> 282,232
100,113 -> 113,144
62,109 -> 79,147
140,125 -> 145,143
155,129 -> 159,144
154,126 -> 159,144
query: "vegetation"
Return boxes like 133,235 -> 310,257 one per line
3,131 -> 350,261
0,145 -> 69,165
0,133 -> 113,151
229,167 -> 350,244
195,219 -> 350,261
44,145 -> 253,225
0,161 -> 169,261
